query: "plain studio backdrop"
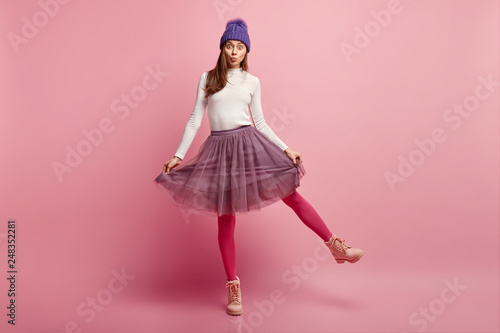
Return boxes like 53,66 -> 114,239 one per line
0,1 -> 498,332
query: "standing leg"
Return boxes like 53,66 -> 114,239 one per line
282,190 -> 333,242
218,214 -> 243,316
217,214 -> 237,281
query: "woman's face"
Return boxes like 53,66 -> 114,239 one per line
224,40 -> 247,68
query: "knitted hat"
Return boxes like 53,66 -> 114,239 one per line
219,18 -> 251,53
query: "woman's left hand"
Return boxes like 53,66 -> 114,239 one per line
284,148 -> 302,166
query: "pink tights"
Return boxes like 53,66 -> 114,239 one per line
217,190 -> 333,281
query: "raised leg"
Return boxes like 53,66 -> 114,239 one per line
282,190 -> 365,263
282,190 -> 333,242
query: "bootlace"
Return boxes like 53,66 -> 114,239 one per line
327,235 -> 351,253
226,281 -> 240,302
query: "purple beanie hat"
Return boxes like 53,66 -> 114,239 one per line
219,18 -> 251,52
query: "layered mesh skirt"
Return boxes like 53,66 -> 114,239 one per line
153,125 -> 306,217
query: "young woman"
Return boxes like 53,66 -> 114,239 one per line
154,18 -> 365,316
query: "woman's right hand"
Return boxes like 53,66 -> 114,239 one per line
163,156 -> 182,174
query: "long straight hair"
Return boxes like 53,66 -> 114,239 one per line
204,46 -> 248,98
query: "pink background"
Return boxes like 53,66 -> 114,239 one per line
1,0 -> 498,332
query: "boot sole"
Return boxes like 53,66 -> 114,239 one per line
226,310 -> 243,316
335,252 -> 365,264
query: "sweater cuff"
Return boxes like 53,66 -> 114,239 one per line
174,152 -> 185,160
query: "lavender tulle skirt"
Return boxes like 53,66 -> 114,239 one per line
153,124 -> 306,217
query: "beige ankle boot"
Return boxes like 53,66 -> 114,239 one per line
325,234 -> 365,264
225,276 -> 243,316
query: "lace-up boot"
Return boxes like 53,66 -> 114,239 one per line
325,234 -> 365,264
225,276 -> 243,315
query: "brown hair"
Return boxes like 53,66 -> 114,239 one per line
204,44 -> 248,98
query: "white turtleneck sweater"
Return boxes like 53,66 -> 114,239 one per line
173,68 -> 289,160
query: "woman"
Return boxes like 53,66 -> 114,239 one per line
154,18 -> 365,316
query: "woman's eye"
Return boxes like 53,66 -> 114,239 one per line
238,46 -> 243,50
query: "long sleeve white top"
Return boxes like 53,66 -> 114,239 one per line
173,67 -> 289,160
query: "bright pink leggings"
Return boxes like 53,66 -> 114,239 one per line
217,190 -> 333,281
